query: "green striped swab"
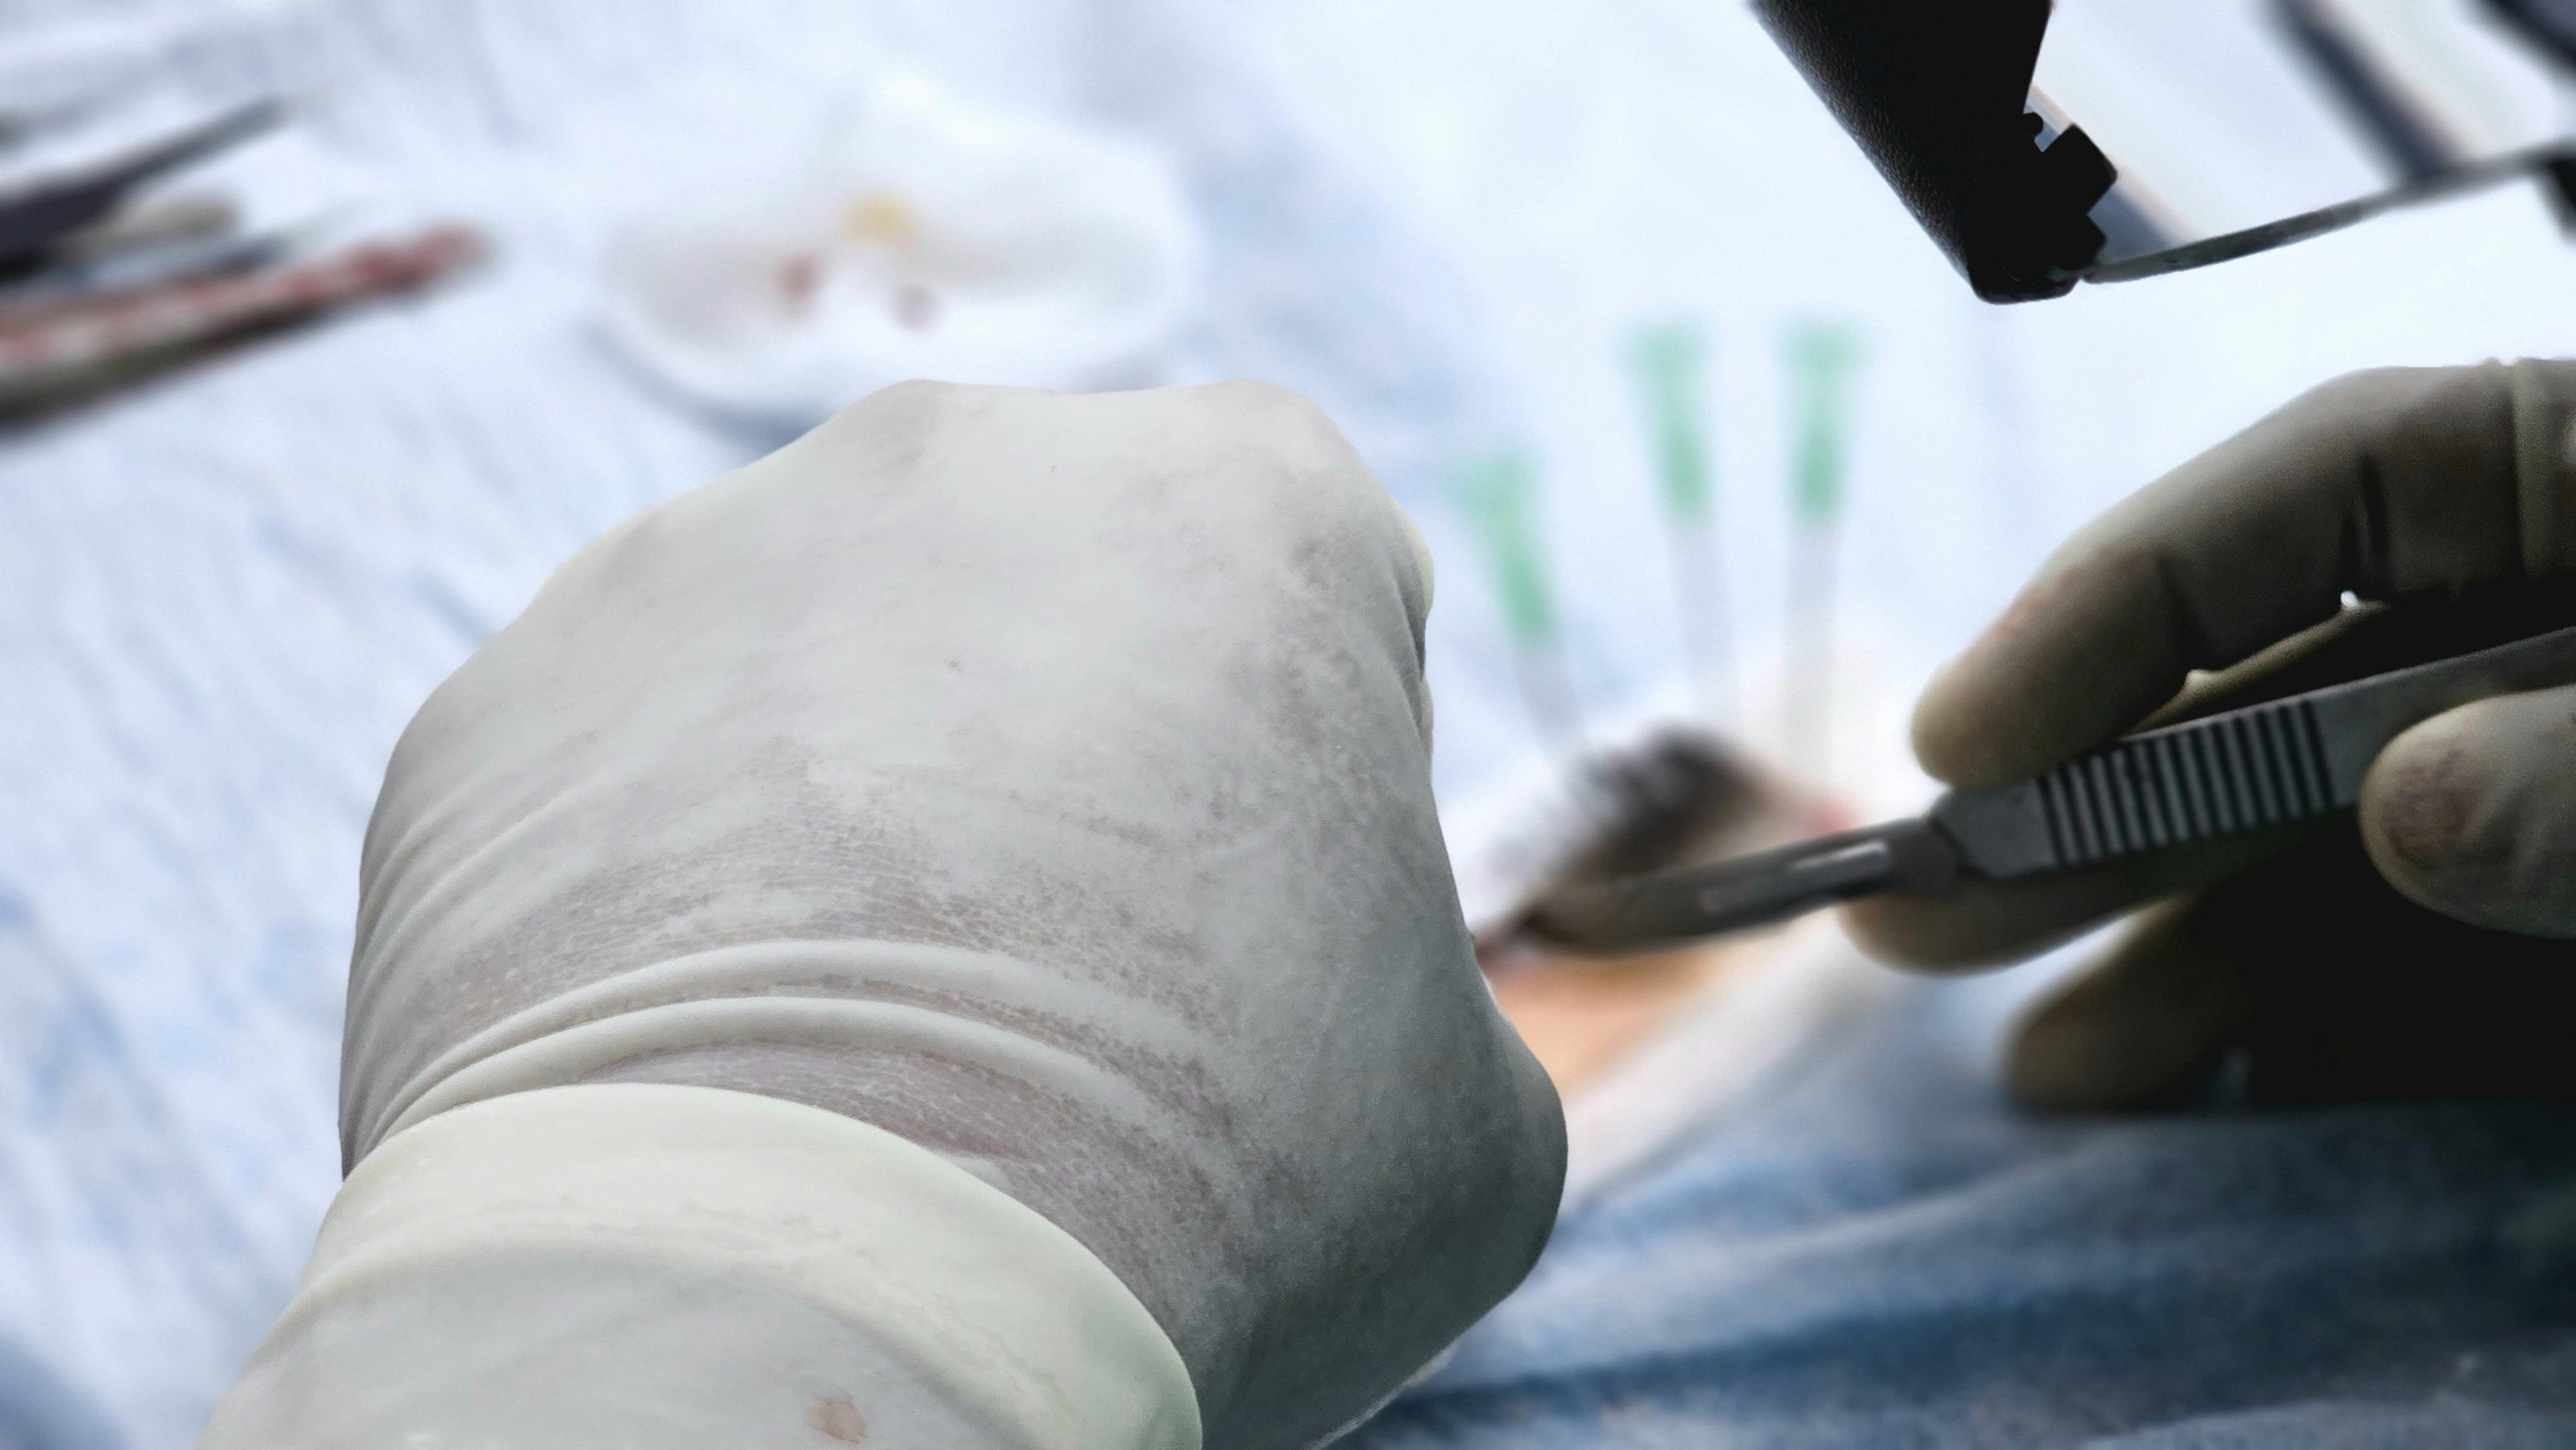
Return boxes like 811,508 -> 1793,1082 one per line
1782,319 -> 1864,777
1627,319 -> 1732,724
1451,446 -> 1582,747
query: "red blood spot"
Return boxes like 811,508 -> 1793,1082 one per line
806,1393 -> 867,1444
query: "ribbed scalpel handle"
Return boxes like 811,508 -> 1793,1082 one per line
2031,695 -> 2336,869
1935,619 -> 2576,881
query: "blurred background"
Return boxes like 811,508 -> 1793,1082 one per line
5,1 -> 2576,1445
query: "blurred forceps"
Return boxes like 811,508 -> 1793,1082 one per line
1535,621 -> 2576,951
0,99 -> 282,274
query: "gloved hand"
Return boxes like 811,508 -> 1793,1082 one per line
202,381 -> 1564,1449
1846,359 -> 2576,1109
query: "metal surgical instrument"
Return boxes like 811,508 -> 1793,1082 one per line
1533,620 -> 2576,951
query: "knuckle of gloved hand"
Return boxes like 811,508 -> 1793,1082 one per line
2277,364 -> 2510,482
2309,361 -> 2537,482
795,375 -> 962,462
1838,894 -> 1995,971
1183,379 -> 1428,588
1191,381 -> 1378,505
2508,353 -> 2576,404
794,377 -> 968,488
547,387 -> 959,600
1187,376 -> 1354,447
2289,363 -> 2463,426
838,375 -> 966,424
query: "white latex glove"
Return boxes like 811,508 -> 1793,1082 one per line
1846,359 -> 2576,1109
202,381 -> 1565,1449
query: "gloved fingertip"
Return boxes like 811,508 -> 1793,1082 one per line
1837,894 -> 2012,973
1908,656 -> 2034,790
1905,655 -> 1978,780
2358,711 -> 2499,918
2005,909 -> 2253,1113
2004,964 -> 2157,1111
2003,1008 -> 2123,1113
1910,559 -> 2133,787
2362,689 -> 2576,937
2004,974 -> 2237,1114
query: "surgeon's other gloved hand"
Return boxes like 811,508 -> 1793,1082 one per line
199,382 -> 1564,1450
1844,360 -> 2576,1111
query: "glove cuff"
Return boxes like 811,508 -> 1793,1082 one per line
199,1083 -> 1200,1450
